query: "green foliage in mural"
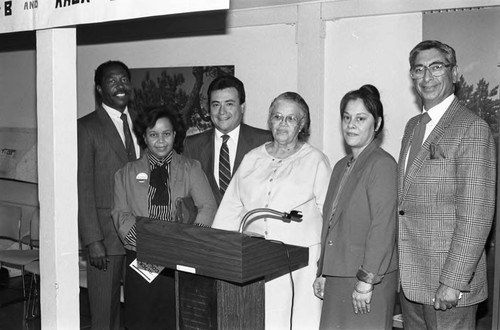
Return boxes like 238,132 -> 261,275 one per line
132,66 -> 234,134
456,75 -> 500,139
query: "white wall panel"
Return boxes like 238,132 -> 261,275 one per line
323,13 -> 422,164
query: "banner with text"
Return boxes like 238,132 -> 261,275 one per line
0,0 -> 229,34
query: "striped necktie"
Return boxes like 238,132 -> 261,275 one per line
120,113 -> 136,161
219,134 -> 231,195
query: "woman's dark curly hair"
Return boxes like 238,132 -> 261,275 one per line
133,106 -> 186,153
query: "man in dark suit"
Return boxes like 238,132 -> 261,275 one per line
398,40 -> 496,329
184,76 -> 272,205
78,60 -> 140,330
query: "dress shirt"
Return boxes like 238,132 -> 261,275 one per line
404,94 -> 455,171
102,103 -> 140,159
213,125 -> 240,186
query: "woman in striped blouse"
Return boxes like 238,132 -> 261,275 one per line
112,106 -> 216,330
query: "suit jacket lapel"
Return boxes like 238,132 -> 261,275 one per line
133,155 -> 150,215
324,161 -> 346,234
169,152 -> 182,203
235,124 -> 251,173
128,108 -> 144,158
96,107 -> 128,164
401,98 -> 461,200
199,129 -> 215,171
398,125 -> 412,203
400,115 -> 421,196
327,141 -> 378,233
200,129 -> 221,203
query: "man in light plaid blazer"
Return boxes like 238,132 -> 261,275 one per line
397,40 -> 496,329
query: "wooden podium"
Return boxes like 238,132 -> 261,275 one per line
136,217 -> 308,330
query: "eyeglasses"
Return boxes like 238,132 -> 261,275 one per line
410,62 -> 453,79
270,113 -> 302,126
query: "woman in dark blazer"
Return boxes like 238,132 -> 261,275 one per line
112,106 -> 217,330
314,85 -> 398,330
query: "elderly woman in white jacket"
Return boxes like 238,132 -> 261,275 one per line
212,92 -> 332,330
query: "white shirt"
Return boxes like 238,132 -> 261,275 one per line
405,94 -> 455,171
213,125 -> 240,187
102,104 -> 140,159
422,94 -> 454,141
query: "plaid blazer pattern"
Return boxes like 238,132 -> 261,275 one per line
397,97 -> 496,306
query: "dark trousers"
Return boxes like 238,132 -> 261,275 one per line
400,290 -> 478,330
124,249 -> 176,330
87,254 -> 124,330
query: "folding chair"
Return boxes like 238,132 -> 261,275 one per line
0,204 -> 39,307
0,202 -> 22,248
24,260 -> 40,319
21,209 -> 39,249
25,252 -> 89,320
0,203 -> 22,289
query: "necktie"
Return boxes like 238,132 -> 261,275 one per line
407,112 -> 431,171
120,113 -> 136,161
219,135 -> 231,195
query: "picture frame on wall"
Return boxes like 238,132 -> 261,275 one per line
130,65 -> 234,136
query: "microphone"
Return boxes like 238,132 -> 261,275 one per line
238,208 -> 303,233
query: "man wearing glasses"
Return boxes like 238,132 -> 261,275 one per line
397,40 -> 496,329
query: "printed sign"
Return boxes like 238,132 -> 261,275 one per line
0,0 -> 229,33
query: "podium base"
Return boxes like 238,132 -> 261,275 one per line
177,272 -> 264,330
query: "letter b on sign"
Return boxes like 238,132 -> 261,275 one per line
5,1 -> 12,15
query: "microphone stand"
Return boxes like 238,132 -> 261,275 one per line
238,208 -> 303,330
238,208 -> 303,233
